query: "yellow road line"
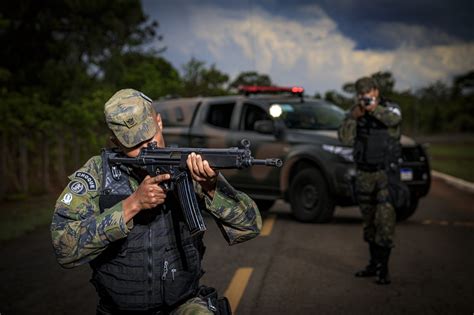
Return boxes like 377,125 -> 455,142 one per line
224,267 -> 253,313
260,214 -> 276,236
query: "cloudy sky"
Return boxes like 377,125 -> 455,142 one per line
141,0 -> 474,95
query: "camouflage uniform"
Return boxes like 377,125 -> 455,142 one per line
339,78 -> 402,285
339,101 -> 401,248
51,156 -> 261,267
51,89 -> 261,314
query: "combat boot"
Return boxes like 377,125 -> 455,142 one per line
355,242 -> 378,277
375,246 -> 391,285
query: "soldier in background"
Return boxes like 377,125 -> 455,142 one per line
51,89 -> 261,314
338,77 -> 402,285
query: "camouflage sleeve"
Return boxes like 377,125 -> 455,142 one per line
50,156 -> 131,268
370,102 -> 402,127
338,111 -> 357,146
198,174 -> 262,245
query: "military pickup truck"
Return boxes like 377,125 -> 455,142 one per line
153,86 -> 431,223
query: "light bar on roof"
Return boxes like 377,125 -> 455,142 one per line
239,85 -> 304,95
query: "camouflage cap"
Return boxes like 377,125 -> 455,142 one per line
104,89 -> 157,148
355,77 -> 377,95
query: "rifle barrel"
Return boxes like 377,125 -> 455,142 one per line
251,158 -> 283,168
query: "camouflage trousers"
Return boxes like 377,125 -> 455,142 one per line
355,169 -> 396,248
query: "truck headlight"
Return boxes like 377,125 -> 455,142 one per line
322,144 -> 353,162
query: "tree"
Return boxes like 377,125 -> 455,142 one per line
452,70 -> 474,96
181,58 -> 229,96
102,52 -> 182,99
229,71 -> 272,91
0,0 -> 163,196
371,71 -> 395,96
0,0 -> 161,104
324,90 -> 352,110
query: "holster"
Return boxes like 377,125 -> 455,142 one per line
197,286 -> 232,315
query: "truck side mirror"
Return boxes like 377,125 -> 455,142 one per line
254,120 -> 274,134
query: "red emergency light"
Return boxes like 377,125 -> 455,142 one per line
239,85 -> 305,96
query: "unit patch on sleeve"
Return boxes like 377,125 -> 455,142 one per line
61,192 -> 73,205
74,171 -> 98,191
68,181 -> 87,196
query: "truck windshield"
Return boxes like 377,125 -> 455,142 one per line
271,101 -> 346,130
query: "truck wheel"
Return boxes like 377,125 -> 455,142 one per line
254,199 -> 275,212
396,196 -> 419,221
289,168 -> 335,223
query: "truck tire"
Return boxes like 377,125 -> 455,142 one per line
395,196 -> 419,221
254,199 -> 275,212
289,168 -> 335,223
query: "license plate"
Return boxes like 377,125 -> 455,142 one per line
400,168 -> 413,181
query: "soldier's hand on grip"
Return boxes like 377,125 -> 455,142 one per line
351,104 -> 366,119
136,175 -> 170,209
187,152 -> 218,196
123,174 -> 170,222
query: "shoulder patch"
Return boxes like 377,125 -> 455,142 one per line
74,171 -> 98,191
61,193 -> 73,205
68,181 -> 87,195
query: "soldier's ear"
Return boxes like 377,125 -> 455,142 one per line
155,113 -> 163,130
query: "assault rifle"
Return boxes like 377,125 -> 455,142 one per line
108,139 -> 282,236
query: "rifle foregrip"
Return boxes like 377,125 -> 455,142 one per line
175,172 -> 207,236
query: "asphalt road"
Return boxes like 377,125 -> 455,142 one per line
1,177 -> 473,314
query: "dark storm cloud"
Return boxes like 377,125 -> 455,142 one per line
266,0 -> 474,49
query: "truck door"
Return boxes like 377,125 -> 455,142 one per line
188,101 -> 236,148
225,102 -> 284,196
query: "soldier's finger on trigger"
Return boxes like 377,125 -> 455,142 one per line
154,173 -> 170,184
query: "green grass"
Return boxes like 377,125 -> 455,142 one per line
428,143 -> 474,182
0,195 -> 56,241
428,144 -> 474,158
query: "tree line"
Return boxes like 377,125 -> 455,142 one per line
0,0 -> 472,199
322,71 -> 474,136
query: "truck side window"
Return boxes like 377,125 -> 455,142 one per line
242,104 -> 270,131
206,103 -> 235,129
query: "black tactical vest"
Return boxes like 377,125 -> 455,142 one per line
353,103 -> 401,171
90,149 -> 205,311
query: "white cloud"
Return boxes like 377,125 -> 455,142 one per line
159,3 -> 474,94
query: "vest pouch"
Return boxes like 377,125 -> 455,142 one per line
354,134 -> 388,166
162,245 -> 201,306
363,133 -> 387,165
